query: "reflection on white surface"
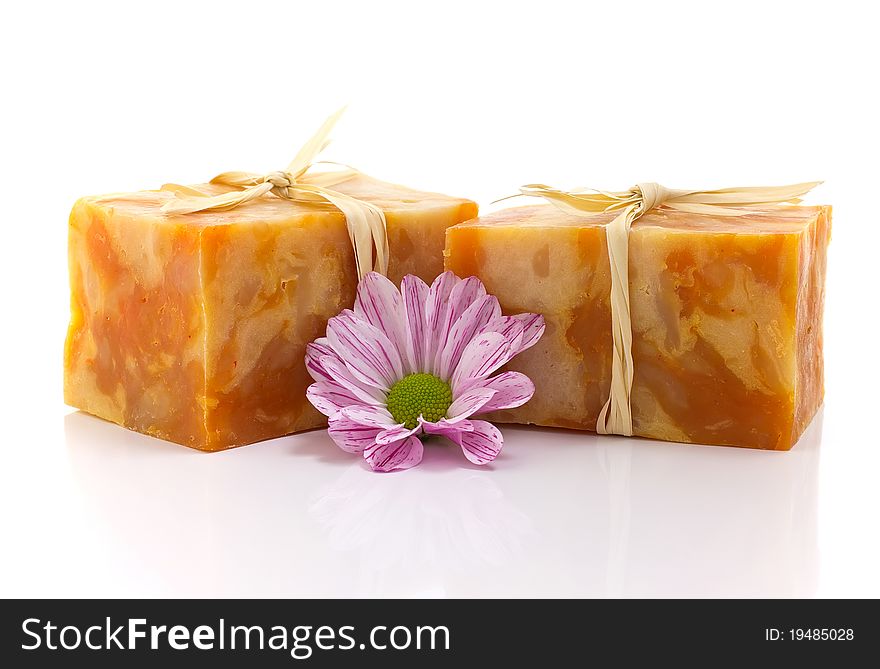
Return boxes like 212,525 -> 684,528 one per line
60,410 -> 821,597
309,464 -> 533,596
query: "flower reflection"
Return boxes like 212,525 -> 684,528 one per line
309,456 -> 534,583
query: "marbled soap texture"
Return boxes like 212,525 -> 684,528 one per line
65,175 -> 477,450
445,204 -> 830,450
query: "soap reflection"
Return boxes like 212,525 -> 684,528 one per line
592,415 -> 821,597
64,410 -> 821,597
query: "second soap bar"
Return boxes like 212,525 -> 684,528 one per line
445,204 -> 830,450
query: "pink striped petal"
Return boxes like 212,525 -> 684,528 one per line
509,313 -> 545,353
473,372 -> 536,413
354,272 -> 409,368
319,355 -> 385,405
304,338 -> 338,384
423,272 -> 459,373
327,309 -> 403,390
458,420 -> 503,465
401,274 -> 430,373
450,332 -> 512,393
364,435 -> 424,472
447,387 -> 496,420
481,315 -> 521,340
437,295 -> 501,379
420,417 -> 472,444
481,313 -> 545,355
430,276 -> 487,373
376,424 -> 420,445
306,340 -> 385,409
328,413 -> 382,453
341,404 -> 399,429
306,381 -> 369,417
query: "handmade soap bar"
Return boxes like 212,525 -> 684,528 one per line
445,204 -> 830,450
65,175 -> 477,450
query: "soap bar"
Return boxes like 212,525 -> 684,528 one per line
445,204 -> 830,450
65,175 -> 477,450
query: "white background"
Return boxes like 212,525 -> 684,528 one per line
1,0 -> 878,597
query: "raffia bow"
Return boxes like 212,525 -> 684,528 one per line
160,108 -> 389,280
513,180 -> 822,436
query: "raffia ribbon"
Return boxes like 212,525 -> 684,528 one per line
514,181 -> 822,436
160,108 -> 389,280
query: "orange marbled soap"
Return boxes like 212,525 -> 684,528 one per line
65,175 -> 477,450
445,204 -> 830,450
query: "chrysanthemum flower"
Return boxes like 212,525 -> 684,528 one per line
305,272 -> 544,472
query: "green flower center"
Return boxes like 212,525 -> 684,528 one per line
386,373 -> 453,430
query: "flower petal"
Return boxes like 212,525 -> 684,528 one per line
447,387 -> 496,420
458,419 -> 503,465
376,424 -> 420,445
401,274 -> 430,373
421,417 -> 475,438
420,417 -> 472,444
473,372 -> 536,413
481,313 -> 545,355
430,276 -> 487,374
306,381 -> 368,417
341,404 -> 398,429
319,354 -> 386,405
326,309 -> 403,390
306,339 -> 385,415
423,271 -> 459,373
509,313 -> 545,353
354,272 -> 409,369
328,412 -> 382,453
450,332 -> 512,394
304,338 -> 337,384
437,294 -> 501,380
364,435 -> 424,472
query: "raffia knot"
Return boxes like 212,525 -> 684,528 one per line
264,170 -> 295,194
159,108 -> 389,280
635,182 -> 674,216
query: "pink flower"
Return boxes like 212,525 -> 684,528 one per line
305,272 -> 544,472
